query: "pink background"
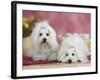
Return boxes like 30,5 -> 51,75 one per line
23,10 -> 91,35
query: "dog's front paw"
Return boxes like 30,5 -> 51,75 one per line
32,56 -> 40,61
32,55 -> 42,61
32,55 -> 47,61
81,59 -> 89,63
48,53 -> 57,61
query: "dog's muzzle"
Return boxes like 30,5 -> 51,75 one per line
68,59 -> 72,63
42,38 -> 47,43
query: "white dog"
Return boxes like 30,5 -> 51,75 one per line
57,34 -> 89,63
28,21 -> 58,61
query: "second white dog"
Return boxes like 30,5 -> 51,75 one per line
57,34 -> 89,63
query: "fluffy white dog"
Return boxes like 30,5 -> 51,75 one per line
57,34 -> 89,63
28,21 -> 58,61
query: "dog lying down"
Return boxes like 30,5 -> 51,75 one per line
57,34 -> 89,63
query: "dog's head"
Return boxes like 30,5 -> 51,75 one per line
62,47 -> 80,63
57,45 -> 80,63
31,21 -> 58,51
38,26 -> 51,47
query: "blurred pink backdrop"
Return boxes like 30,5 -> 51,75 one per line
23,10 -> 91,35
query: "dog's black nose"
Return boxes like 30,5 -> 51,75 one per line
43,38 -> 46,42
68,59 -> 72,63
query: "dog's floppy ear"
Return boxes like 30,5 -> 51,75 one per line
47,23 -> 59,51
31,22 -> 41,50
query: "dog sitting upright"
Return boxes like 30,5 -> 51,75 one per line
28,21 -> 58,61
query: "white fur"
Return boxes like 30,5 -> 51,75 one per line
29,21 -> 58,61
57,34 -> 89,63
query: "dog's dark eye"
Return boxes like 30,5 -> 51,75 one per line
39,33 -> 42,36
66,53 -> 68,56
46,33 -> 49,36
72,53 -> 75,56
